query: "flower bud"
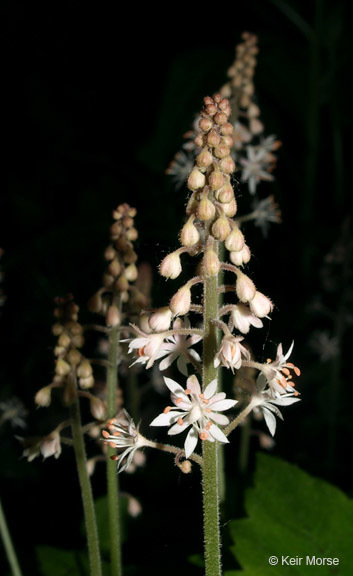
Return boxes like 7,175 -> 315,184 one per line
197,196 -> 216,221
115,275 -> 129,292
180,217 -> 200,247
123,249 -> 138,264
220,156 -> 236,174
217,184 -> 234,204
202,250 -> 220,276
159,251 -> 182,279
230,245 -> 251,266
250,118 -> 264,135
126,227 -> 138,241
236,273 -> 256,303
77,360 -> 93,379
58,332 -> 71,349
249,291 -> 273,318
106,305 -> 121,327
225,227 -> 244,252
222,199 -> 237,217
212,216 -> 231,241
187,168 -> 206,191
214,112 -> 228,125
108,259 -> 121,277
170,285 -> 191,316
139,312 -> 153,333
199,117 -> 213,132
214,144 -> 230,159
208,170 -> 224,191
103,273 -> 115,288
149,307 -> 172,331
180,460 -> 192,474
104,245 -> 116,261
220,123 -> 234,135
90,397 -> 106,420
194,134 -> 204,147
52,323 -> 63,336
67,348 -> 82,366
71,334 -> 84,348
206,130 -> 221,147
125,263 -> 138,282
88,292 -> 103,313
196,148 -> 213,168
35,386 -> 52,407
79,375 -> 95,390
55,358 -> 71,377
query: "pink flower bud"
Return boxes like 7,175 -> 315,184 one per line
197,196 -> 216,221
170,285 -> 191,316
125,263 -> 138,282
206,130 -> 221,147
225,227 -> 244,252
149,307 -> 173,331
187,168 -> 206,190
217,184 -> 234,204
35,386 -> 52,407
196,148 -> 213,168
220,122 -> 234,135
236,273 -> 256,303
230,245 -> 251,266
209,170 -> 224,191
199,117 -> 213,132
180,217 -> 200,246
90,397 -> 106,420
159,251 -> 182,279
202,250 -> 220,276
214,144 -> 230,159
220,156 -> 236,174
106,305 -> 121,327
222,199 -> 237,217
249,291 -> 273,318
212,216 -> 231,241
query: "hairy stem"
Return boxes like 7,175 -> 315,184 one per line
0,497 -> 23,576
106,323 -> 122,576
202,259 -> 222,576
69,375 -> 102,576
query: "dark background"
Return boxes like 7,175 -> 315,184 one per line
1,1 -> 353,574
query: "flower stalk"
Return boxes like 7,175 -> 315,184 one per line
0,497 -> 23,576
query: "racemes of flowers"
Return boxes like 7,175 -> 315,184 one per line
102,93 -> 300,575
167,32 -> 282,237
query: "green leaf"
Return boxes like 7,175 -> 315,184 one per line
228,454 -> 353,575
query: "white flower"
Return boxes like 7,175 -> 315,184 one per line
255,386 -> 300,436
251,195 -> 281,237
150,375 -> 237,458
102,409 -> 145,473
228,304 -> 263,334
123,326 -> 167,369
309,330 -> 340,362
259,342 -> 301,398
214,335 -> 250,373
240,146 -> 274,194
158,318 -> 202,376
166,150 -> 195,189
232,121 -> 252,150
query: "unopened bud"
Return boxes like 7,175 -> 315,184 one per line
236,273 -> 256,303
58,332 -> 71,349
199,117 -> 213,132
170,285 -> 191,316
159,251 -> 182,279
180,217 -> 200,247
217,184 -> 234,204
115,275 -> 129,292
52,323 -> 63,336
202,250 -> 220,276
149,307 -> 173,331
225,227 -> 245,252
214,144 -> 230,159
106,305 -> 121,327
180,460 -> 192,474
212,216 -> 231,241
90,396 -> 106,420
250,118 -> 264,135
77,360 -> 93,379
55,358 -> 71,377
187,168 -> 206,191
67,348 -> 82,366
103,273 -> 115,288
206,130 -> 221,147
104,245 -> 116,261
209,170 -> 224,191
79,375 -> 95,390
249,291 -> 273,318
197,196 -> 216,221
196,148 -> 213,168
230,245 -> 251,266
71,334 -> 84,348
125,263 -> 138,282
35,386 -> 52,407
214,112 -> 228,125
220,156 -> 236,174
126,227 -> 138,241
108,259 -> 121,277
220,123 -> 234,136
88,292 -> 103,313
222,199 -> 237,217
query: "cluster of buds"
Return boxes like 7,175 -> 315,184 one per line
89,204 -> 147,326
167,33 -> 281,234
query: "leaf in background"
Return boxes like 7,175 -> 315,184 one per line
226,453 -> 353,575
36,546 -> 110,576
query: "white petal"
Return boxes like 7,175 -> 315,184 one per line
184,427 -> 199,458
209,399 -> 237,412
168,421 -> 189,435
271,396 -> 300,406
129,338 -> 147,349
150,411 -> 183,426
159,353 -> 177,372
208,424 -> 229,444
283,341 -> 294,362
163,377 -> 185,396
208,412 -> 229,426
187,375 -> 201,395
262,407 -> 277,436
176,354 -> 189,377
263,402 -> 283,420
256,373 -> 267,393
204,379 -> 218,399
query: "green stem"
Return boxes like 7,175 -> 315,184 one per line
107,324 -> 122,576
202,267 -> 222,576
0,497 -> 23,576
69,377 -> 102,576
238,414 -> 251,475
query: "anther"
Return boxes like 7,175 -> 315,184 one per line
294,366 -> 301,376
102,430 -> 110,439
163,406 -> 171,414
176,398 -> 182,404
177,418 -> 184,426
199,431 -> 209,440
110,455 -> 119,461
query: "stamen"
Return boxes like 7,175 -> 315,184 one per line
175,398 -> 182,404
206,422 -> 212,430
102,430 -> 110,438
286,362 -> 295,368
109,442 -> 116,448
199,431 -> 209,440
294,366 -> 301,376
177,418 -> 184,426
137,347 -> 146,357
185,389 -> 191,395
110,455 -> 119,461
113,431 -> 121,437
266,358 -> 272,363
205,408 -> 211,413
281,368 -> 290,376
163,406 -> 171,414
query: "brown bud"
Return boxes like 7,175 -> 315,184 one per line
196,148 -> 213,168
104,245 -> 116,261
207,130 -> 221,147
115,275 -> 129,292
187,168 -> 206,191
67,348 -> 82,366
197,196 -> 216,221
209,170 -> 224,191
108,259 -> 121,277
212,216 -> 231,241
202,250 -> 220,276
126,228 -> 138,241
214,144 -> 230,159
125,263 -> 138,282
199,117 -> 213,132
214,112 -> 228,125
220,156 -> 236,174
217,184 -> 234,204
220,123 -> 234,136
